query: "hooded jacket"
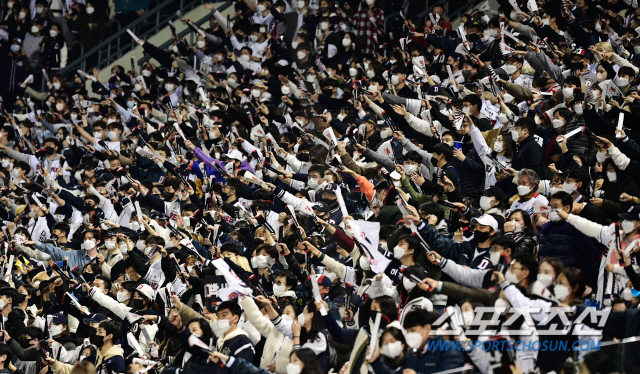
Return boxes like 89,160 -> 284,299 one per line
51,344 -> 125,374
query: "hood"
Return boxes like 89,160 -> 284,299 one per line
100,344 -> 124,360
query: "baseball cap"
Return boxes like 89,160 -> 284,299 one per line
619,205 -> 640,221
322,183 -> 339,192
223,149 -> 243,161
51,313 -> 68,325
134,284 -> 154,299
313,201 -> 331,213
470,214 -> 499,232
356,114 -> 376,126
506,55 -> 523,63
426,85 -> 442,96
83,313 -> 108,325
482,186 -> 508,204
450,52 -> 466,66
312,274 -> 333,288
465,20 -> 483,30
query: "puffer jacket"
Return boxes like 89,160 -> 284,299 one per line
538,220 -> 600,288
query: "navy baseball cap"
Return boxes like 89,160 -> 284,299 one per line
52,313 -> 68,325
83,313 -> 108,325
356,114 -> 377,126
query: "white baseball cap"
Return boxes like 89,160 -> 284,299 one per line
470,214 -> 499,232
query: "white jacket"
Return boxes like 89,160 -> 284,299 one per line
567,214 -> 640,305
240,297 -> 293,374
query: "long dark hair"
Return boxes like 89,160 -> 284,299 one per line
292,348 -> 324,374
300,301 -> 326,343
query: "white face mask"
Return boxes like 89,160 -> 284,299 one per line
493,140 -> 503,153
504,64 -> 517,75
617,77 -> 629,87
142,69 -> 151,77
105,240 -> 117,250
55,102 -> 64,111
391,75 -> 401,85
490,251 -> 501,266
349,68 -> 358,77
249,34 -> 258,42
462,311 -> 474,327
83,240 -> 96,250
552,119 -> 564,129
297,313 -> 305,326
307,177 -> 319,189
517,185 -> 532,196
108,131 -> 119,141
286,363 -> 302,374
215,318 -> 232,334
281,85 -> 291,95
402,277 -> 416,292
621,219 -> 636,233
49,30 -> 58,37
365,0 -> 375,5
1,160 -> 9,168
479,196 -> 493,211
251,255 -> 269,269
273,284 -> 286,296
380,129 -> 391,139
291,41 -> 299,49
622,287 -> 633,301
607,172 -> 617,182
11,168 -> 21,179
297,0 -> 305,8
404,165 -> 418,175
49,324 -> 63,337
342,38 -> 351,47
562,87 -> 573,100
380,341 -> 403,359
19,11 -> 26,19
549,186 -> 563,195
117,291 -> 130,302
505,269 -> 519,283
165,83 -> 174,92
393,245 -> 406,260
31,25 -> 39,34
462,106 -> 471,115
562,182 -> 577,194
596,151 -> 607,163
297,51 -> 306,60
86,6 -> 95,14
549,210 -> 562,222
196,40 -> 205,49
251,89 -> 261,98
554,284 -> 570,302
574,103 -> 583,115
367,70 -> 376,78
36,6 -> 43,14
119,243 -> 128,254
320,22 -> 329,30
404,331 -> 423,349
537,273 -> 554,288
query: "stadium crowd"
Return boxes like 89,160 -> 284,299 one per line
1,0 -> 640,373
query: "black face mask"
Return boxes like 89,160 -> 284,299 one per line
319,6 -> 328,13
322,89 -> 334,96
467,33 -> 480,43
45,146 -> 55,156
90,334 -> 105,348
162,192 -> 175,201
84,203 -> 95,212
474,230 -> 492,243
133,299 -> 146,310
85,326 -> 97,337
82,272 -> 95,283
430,156 -> 439,166
535,77 -> 549,88
297,153 -> 310,162
17,337 -> 32,349
73,82 -> 82,90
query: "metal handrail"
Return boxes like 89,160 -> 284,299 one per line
137,1 -> 235,67
58,0 -> 206,77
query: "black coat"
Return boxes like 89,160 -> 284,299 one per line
512,135 -> 544,177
